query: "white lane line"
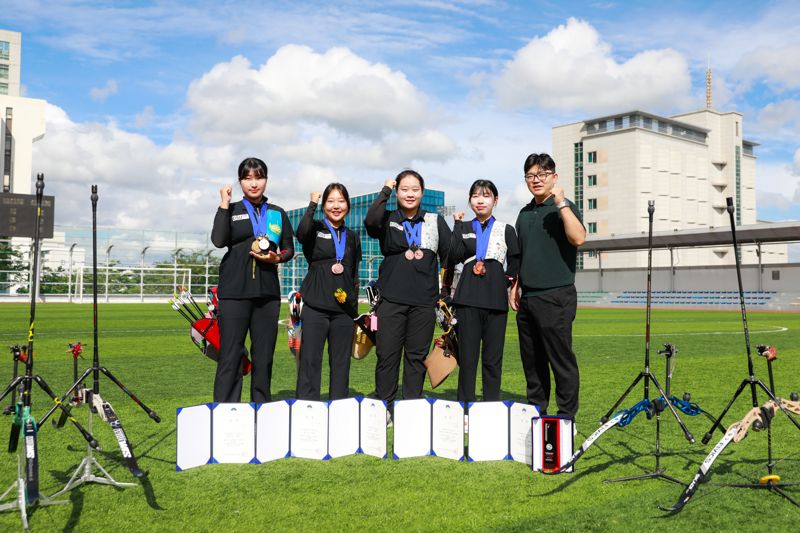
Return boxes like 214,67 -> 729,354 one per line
574,326 -> 788,338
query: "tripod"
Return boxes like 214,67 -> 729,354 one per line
41,185 -> 161,494
600,201 -> 695,483
698,197 -> 800,503
0,175 -> 98,528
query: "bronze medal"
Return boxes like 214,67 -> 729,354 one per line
414,248 -> 424,260
331,262 -> 344,275
473,260 -> 486,276
405,249 -> 415,260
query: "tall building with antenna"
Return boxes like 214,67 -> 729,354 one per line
551,64 -> 778,268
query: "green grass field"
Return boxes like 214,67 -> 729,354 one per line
0,303 -> 799,532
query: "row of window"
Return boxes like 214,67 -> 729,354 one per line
0,65 -> 7,80
586,114 -> 707,144
0,41 -> 9,61
0,82 -> 7,95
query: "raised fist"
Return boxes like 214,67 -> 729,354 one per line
453,211 -> 465,222
310,191 -> 321,204
384,179 -> 396,189
219,185 -> 232,208
552,186 -> 565,204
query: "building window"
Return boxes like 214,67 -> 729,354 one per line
587,151 -> 597,164
588,222 -> 597,234
736,121 -> 739,137
574,142 -> 584,270
587,251 -> 596,257
588,175 -> 597,187
0,83 -> 7,96
0,65 -> 8,80
587,198 -> 597,210
735,145 -> 741,225
0,41 -> 9,61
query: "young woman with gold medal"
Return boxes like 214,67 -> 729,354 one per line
211,157 -> 295,403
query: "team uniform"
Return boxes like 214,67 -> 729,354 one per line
295,201 -> 362,401
364,186 -> 451,407
447,217 -> 520,402
211,198 -> 294,403
515,196 -> 583,417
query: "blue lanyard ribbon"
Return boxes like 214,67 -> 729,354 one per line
323,219 -> 346,261
402,220 -> 422,249
472,216 -> 495,261
242,199 -> 268,238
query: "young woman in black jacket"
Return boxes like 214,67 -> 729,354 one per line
364,170 -> 451,411
211,157 -> 294,403
295,183 -> 362,400
448,179 -> 519,402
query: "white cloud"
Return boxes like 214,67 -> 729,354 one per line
794,147 -> 800,176
751,100 -> 800,140
185,46 -> 456,167
32,103 -> 237,232
734,44 -> 800,92
89,80 -> 118,102
134,105 -> 155,128
492,18 -> 692,114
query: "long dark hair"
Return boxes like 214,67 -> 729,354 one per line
322,182 -> 351,213
238,157 -> 268,180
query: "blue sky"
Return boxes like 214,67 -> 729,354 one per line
3,0 -> 800,233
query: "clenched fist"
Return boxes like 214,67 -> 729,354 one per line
219,185 -> 232,209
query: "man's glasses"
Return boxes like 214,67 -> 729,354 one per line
524,172 -> 554,182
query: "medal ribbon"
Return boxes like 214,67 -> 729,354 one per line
323,219 -> 347,262
402,220 -> 422,249
472,216 -> 495,261
242,198 -> 268,238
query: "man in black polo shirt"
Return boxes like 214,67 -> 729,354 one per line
510,153 -> 586,418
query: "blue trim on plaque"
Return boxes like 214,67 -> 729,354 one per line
323,454 -> 332,460
382,452 -> 388,459
284,450 -> 291,459
176,406 -> 183,416
209,402 -> 219,410
176,465 -> 182,472
503,400 -> 514,407
356,447 -> 364,454
467,456 -> 475,462
430,450 -> 438,457
249,457 -> 260,464
209,458 -> 218,464
393,453 -> 399,460
426,397 -> 436,405
286,398 -> 297,406
468,401 -> 475,409
503,453 -> 512,460
356,396 -> 364,403
249,402 -> 257,409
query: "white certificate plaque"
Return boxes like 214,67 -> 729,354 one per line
467,401 -> 509,462
212,403 -> 256,464
256,400 -> 291,463
509,402 -> 539,466
328,398 -> 360,458
290,400 -> 330,460
393,399 -> 432,459
176,404 -> 212,471
358,398 -> 387,458
432,400 -> 464,461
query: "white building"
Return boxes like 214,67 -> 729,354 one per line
553,106 -> 784,268
0,30 -> 21,97
1,29 -> 46,195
